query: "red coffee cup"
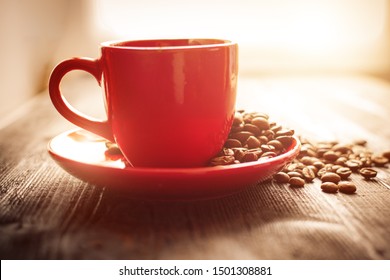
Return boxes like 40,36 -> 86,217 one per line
49,39 -> 238,167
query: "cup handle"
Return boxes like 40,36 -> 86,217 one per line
49,57 -> 114,142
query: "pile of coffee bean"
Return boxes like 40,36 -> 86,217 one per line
274,137 -> 389,194
209,110 -> 390,195
209,110 -> 295,166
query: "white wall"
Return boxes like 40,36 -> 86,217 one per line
0,0 -> 100,121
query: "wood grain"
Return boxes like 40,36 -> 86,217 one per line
1,75 -> 389,259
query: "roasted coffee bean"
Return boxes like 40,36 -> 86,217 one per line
287,171 -> 304,178
331,144 -> 352,154
263,130 -> 275,140
230,131 -> 254,145
336,167 -> 352,179
338,182 -> 357,194
353,139 -> 367,146
251,117 -> 270,130
246,136 -> 261,149
335,156 -> 348,166
230,123 -> 244,133
270,124 -> 283,133
275,129 -> 294,137
372,156 -> 389,167
383,151 -> 390,160
321,172 -> 341,183
275,136 -> 294,148
233,148 -> 247,162
267,140 -> 284,151
289,177 -> 305,188
300,156 -> 316,166
260,144 -> 276,152
218,148 -> 235,157
261,151 -> 277,158
252,112 -> 269,120
345,159 -> 362,171
233,112 -> 243,126
323,151 -> 339,162
105,144 -> 123,160
210,156 -> 236,166
247,148 -> 263,158
330,165 -> 343,172
243,123 -> 261,135
313,161 -> 325,169
302,167 -> 316,182
273,172 -> 290,183
225,139 -> 242,148
359,156 -> 373,167
306,165 -> 318,175
257,135 -> 269,145
359,168 -> 377,179
241,151 -> 258,162
321,182 -> 339,193
316,168 -> 327,178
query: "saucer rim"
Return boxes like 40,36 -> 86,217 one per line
47,129 -> 301,174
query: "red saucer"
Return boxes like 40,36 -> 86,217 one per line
48,129 -> 300,200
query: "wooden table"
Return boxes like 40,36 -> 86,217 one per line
1,74 -> 390,260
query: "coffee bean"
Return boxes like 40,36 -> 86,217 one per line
246,136 -> 261,149
345,159 -> 362,171
331,144 -> 352,154
338,182 -> 357,194
267,139 -> 284,151
300,156 -> 316,166
321,172 -> 341,183
335,156 -> 348,166
275,129 -> 295,137
383,151 -> 390,160
233,112 -> 243,125
230,131 -> 254,145
353,139 -> 367,146
218,148 -> 235,157
372,156 -> 388,167
323,151 -> 339,162
241,151 -> 258,162
289,177 -> 305,188
251,117 -> 270,130
270,124 -> 283,133
233,148 -> 247,162
359,168 -> 377,179
210,155 -> 236,166
302,167 -> 316,182
257,135 -> 269,145
252,112 -> 269,120
225,139 -> 242,148
243,123 -> 261,136
336,167 -> 352,179
230,123 -> 244,133
313,161 -> 325,169
273,172 -> 290,183
321,182 -> 339,193
263,130 -> 275,140
260,144 -> 276,152
287,171 -> 304,178
275,136 -> 293,148
261,151 -> 277,158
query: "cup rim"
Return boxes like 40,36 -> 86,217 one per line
101,38 -> 236,50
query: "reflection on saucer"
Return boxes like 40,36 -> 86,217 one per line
52,130 -> 126,168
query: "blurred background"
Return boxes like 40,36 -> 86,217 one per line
1,0 -> 389,122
